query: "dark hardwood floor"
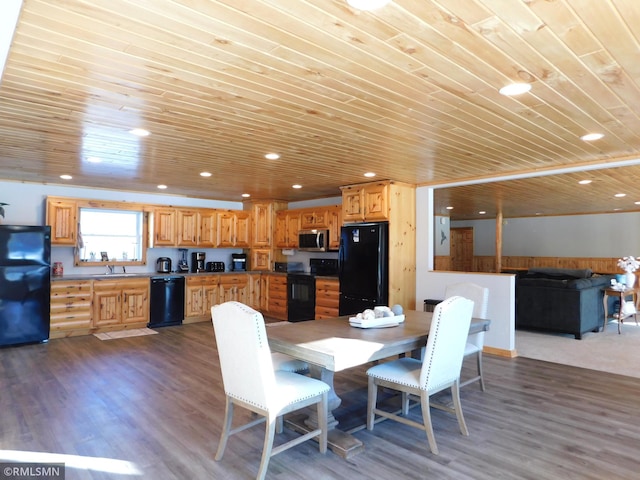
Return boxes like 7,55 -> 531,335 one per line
1,322 -> 639,479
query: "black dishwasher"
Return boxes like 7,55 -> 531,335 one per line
149,276 -> 185,328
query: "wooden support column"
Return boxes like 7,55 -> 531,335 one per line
495,211 -> 503,273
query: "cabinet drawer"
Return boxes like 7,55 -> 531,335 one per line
315,294 -> 339,308
315,306 -> 339,319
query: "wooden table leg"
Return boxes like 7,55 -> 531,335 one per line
285,364 -> 365,459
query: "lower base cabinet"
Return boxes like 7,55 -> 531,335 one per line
268,274 -> 287,321
93,278 -> 149,328
50,280 -> 93,337
315,278 -> 339,319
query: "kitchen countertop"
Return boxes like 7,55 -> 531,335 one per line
51,271 -> 339,281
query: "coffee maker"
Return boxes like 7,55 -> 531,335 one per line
191,252 -> 206,273
231,253 -> 247,271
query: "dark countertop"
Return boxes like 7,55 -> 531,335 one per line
52,271 -> 339,281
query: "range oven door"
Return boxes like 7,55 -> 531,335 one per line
287,274 -> 316,322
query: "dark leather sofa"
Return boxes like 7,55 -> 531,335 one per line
514,267 -> 615,339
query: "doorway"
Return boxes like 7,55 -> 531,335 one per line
451,227 -> 474,271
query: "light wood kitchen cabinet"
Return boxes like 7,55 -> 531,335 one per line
185,275 -> 219,321
177,208 -> 216,247
219,274 -> 249,304
300,209 -> 328,229
92,278 -> 149,328
251,202 -> 273,247
341,181 -> 389,222
327,206 -> 342,250
251,248 -> 272,271
176,208 -> 199,247
46,198 -> 78,245
50,280 -> 92,337
259,274 -> 269,312
315,277 -> 340,319
275,211 -> 300,248
267,274 -> 287,320
151,207 -> 177,246
216,211 -> 251,248
247,273 -> 261,310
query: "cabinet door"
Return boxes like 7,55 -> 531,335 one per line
252,203 -> 272,247
46,199 -> 78,245
235,211 -> 251,247
185,284 -> 205,317
300,210 -> 317,230
177,209 -> 199,247
286,212 -> 300,248
275,212 -> 289,248
122,287 -> 149,324
363,183 -> 388,221
327,207 -> 342,250
152,208 -> 177,246
260,275 -> 269,312
198,210 -> 217,247
203,284 -> 219,313
341,187 -> 363,222
216,212 -> 235,247
251,249 -> 271,271
93,288 -> 121,326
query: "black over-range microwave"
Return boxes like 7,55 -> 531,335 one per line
298,229 -> 330,252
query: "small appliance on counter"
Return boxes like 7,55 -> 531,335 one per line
206,261 -> 225,272
191,251 -> 206,273
231,253 -> 247,271
177,249 -> 190,273
156,257 -> 172,273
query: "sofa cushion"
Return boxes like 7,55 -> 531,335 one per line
527,267 -> 593,279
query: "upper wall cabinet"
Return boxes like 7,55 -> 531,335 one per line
176,208 -> 216,248
251,202 -> 273,247
150,207 -> 178,247
275,210 -> 300,248
341,181 -> 389,223
216,210 -> 250,248
46,198 -> 78,245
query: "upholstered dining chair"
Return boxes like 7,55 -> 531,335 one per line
444,282 -> 489,390
366,296 -> 474,455
211,301 -> 329,480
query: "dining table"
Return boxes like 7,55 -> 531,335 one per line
266,309 -> 490,459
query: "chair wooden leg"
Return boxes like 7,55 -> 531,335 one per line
477,351 -> 486,391
317,392 -> 328,454
401,391 -> 410,415
420,392 -> 438,455
215,396 -> 234,461
367,376 -> 377,430
451,380 -> 469,436
257,415 -> 277,480
276,415 -> 283,434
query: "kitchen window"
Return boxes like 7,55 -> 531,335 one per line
76,207 -> 147,265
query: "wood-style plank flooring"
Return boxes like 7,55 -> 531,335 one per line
1,322 -> 639,479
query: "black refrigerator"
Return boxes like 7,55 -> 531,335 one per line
338,222 -> 389,316
0,225 -> 51,347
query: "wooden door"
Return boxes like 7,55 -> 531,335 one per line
122,287 -> 148,324
362,183 -> 388,221
451,227 -> 474,272
177,209 -> 198,247
252,203 -> 272,247
93,288 -> 121,326
216,212 -> 235,247
327,206 -> 342,250
152,208 -> 177,246
198,210 -> 216,247
286,212 -> 300,248
185,284 -> 205,317
341,187 -> 363,222
235,211 -> 251,247
46,198 -> 77,245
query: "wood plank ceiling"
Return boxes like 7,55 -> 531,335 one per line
1,0 -> 640,220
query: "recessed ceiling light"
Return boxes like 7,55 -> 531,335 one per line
635,201 -> 640,205
446,206 -> 454,210
614,193 -> 626,198
60,174 -> 72,180
364,172 -> 376,178
200,171 -> 212,177
129,128 -> 150,137
478,211 -> 486,215
346,0 -> 391,10
86,156 -> 101,163
265,153 -> 280,160
157,184 -> 167,190
499,83 -> 532,96
241,193 -> 250,198
580,133 -> 604,142
292,184 -> 302,189
578,179 -> 592,185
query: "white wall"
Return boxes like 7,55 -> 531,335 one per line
0,180 -> 244,275
453,212 -> 640,257
416,186 -> 515,354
